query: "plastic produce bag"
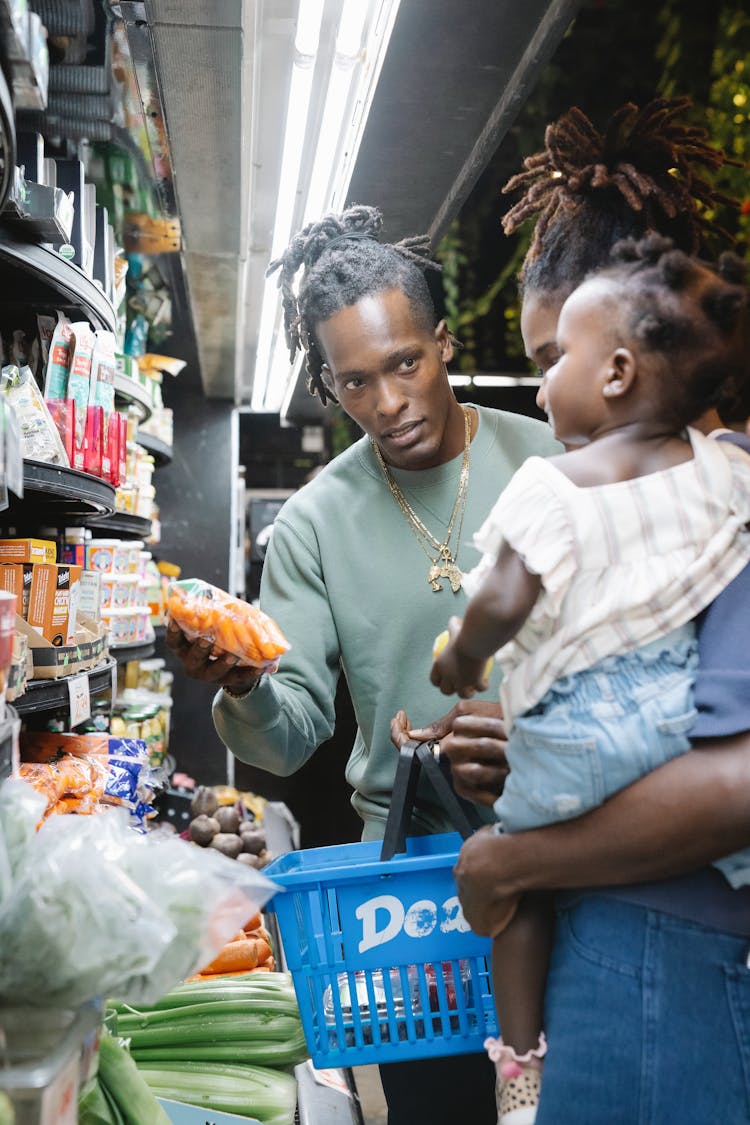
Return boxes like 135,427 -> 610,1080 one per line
167,578 -> 290,670
0,780 -> 278,1008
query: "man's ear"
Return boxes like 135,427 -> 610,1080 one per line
435,319 -> 454,364
603,347 -> 636,399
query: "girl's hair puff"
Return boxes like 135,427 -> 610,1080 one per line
599,234 -> 749,428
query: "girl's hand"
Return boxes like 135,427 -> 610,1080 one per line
430,616 -> 491,698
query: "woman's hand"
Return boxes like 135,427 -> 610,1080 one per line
166,621 -> 262,695
391,699 -> 509,807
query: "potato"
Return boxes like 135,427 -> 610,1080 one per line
209,832 -> 244,859
236,852 -> 262,867
190,785 -> 219,818
189,814 -> 221,846
214,805 -> 241,834
241,827 -> 266,855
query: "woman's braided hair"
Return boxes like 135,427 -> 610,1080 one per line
503,96 -> 739,297
266,204 -> 442,405
596,233 -> 749,428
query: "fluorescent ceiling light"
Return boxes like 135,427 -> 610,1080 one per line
251,0 -> 324,411
473,375 -> 542,387
256,0 -> 402,415
448,375 -> 472,387
304,0 -> 369,222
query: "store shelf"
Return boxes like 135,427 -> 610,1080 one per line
89,510 -> 152,539
2,459 -> 116,527
111,639 -> 156,663
136,431 -> 172,465
0,230 -> 116,333
114,372 -> 153,423
0,53 -> 15,213
13,659 -> 116,716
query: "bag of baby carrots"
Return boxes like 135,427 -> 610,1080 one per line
166,579 -> 290,670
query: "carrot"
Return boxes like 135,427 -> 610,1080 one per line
243,913 -> 262,933
200,938 -> 262,975
254,939 -> 272,965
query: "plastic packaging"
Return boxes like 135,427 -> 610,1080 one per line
43,311 -> 73,400
67,323 -> 95,470
167,579 -> 290,670
0,780 -> 278,1008
2,364 -> 69,465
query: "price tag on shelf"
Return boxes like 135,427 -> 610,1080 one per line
67,673 -> 91,728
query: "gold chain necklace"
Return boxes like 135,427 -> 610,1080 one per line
371,407 -> 471,592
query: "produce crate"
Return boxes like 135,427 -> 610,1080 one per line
265,741 -> 497,1068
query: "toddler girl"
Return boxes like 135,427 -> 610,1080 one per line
431,235 -> 750,1125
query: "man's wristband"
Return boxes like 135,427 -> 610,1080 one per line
222,675 -> 263,700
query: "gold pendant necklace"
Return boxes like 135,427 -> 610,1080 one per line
371,407 -> 471,592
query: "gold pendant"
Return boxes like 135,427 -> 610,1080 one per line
428,560 -> 462,593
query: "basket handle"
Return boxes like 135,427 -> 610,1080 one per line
380,740 -> 482,861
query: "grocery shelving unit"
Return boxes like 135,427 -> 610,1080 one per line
110,639 -> 155,664
0,230 -> 117,332
13,658 -> 116,718
113,369 -> 152,423
136,430 -> 172,466
8,459 -> 115,525
89,510 -> 152,539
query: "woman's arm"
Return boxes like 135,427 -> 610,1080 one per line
454,732 -> 750,935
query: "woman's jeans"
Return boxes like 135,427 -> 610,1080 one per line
536,895 -> 750,1124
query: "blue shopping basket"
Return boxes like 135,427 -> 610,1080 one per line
264,740 -> 498,1068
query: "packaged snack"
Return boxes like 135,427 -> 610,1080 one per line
87,330 -> 116,478
0,537 -> 56,563
2,365 -> 70,465
67,323 -> 95,470
166,579 -> 290,669
27,563 -> 82,646
43,311 -> 73,400
0,562 -> 33,617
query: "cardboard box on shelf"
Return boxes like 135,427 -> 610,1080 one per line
0,562 -> 33,618
27,565 -> 82,647
6,631 -> 29,702
15,615 -> 107,680
0,538 -> 56,564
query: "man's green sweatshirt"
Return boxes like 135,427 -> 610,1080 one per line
214,405 -> 560,839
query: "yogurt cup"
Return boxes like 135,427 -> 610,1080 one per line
87,539 -> 129,575
126,541 -> 144,575
138,550 -> 152,579
135,608 -> 151,643
100,574 -> 140,611
102,607 -> 138,647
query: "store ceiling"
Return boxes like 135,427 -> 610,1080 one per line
143,0 -> 579,413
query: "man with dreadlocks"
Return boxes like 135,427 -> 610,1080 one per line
441,98 -> 750,1125
168,202 -> 559,1124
